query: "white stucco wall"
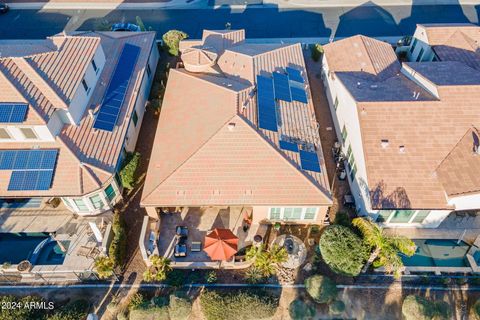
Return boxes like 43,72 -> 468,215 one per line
407,27 -> 436,62
448,193 -> 480,211
321,57 -> 370,215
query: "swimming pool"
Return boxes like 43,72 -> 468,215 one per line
0,233 -> 67,265
402,239 -> 470,267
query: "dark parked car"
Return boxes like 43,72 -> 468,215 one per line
111,23 -> 140,32
0,3 -> 9,14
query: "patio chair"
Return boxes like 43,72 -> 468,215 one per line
174,237 -> 187,258
175,226 -> 188,238
191,241 -> 202,252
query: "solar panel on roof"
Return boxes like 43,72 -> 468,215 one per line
0,150 -> 58,170
93,43 -> 141,132
0,104 -> 28,123
291,85 -> 308,104
286,67 -> 304,83
256,75 -> 278,132
273,72 -> 292,102
0,149 -> 58,191
299,150 -> 321,172
279,140 -> 299,152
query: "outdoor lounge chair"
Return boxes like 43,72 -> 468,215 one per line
191,241 -> 202,252
174,237 -> 187,257
175,226 -> 188,238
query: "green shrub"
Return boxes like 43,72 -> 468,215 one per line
129,293 -> 146,310
333,211 -> 351,227
94,256 -> 115,279
329,300 -> 346,315
48,300 -> 89,320
119,152 -> 141,190
168,294 -> 192,320
244,266 -> 265,284
246,244 -> 287,277
471,299 -> 480,320
143,255 -> 172,282
129,307 -> 169,320
319,225 -> 369,276
401,295 -> 451,320
200,289 -> 279,320
289,299 -> 315,320
166,269 -> 185,287
109,210 -> 127,267
304,275 -> 338,304
310,43 -> 324,62
0,295 -> 46,320
206,270 -> 218,283
162,30 -> 188,56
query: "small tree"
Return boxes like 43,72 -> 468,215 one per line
304,275 -> 338,304
352,218 -> 416,278
289,299 -> 315,320
246,244 -> 288,277
143,255 -> 172,282
162,30 -> 188,56
311,43 -> 324,62
119,152 -> 141,190
94,256 -> 115,279
329,300 -> 346,315
319,225 -> 370,276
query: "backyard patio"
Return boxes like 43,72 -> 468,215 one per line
155,206 -> 268,268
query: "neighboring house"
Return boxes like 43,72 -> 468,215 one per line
322,24 -> 480,228
141,29 -> 332,225
0,31 -> 159,215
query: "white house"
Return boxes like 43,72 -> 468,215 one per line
322,24 -> 480,228
0,31 -> 159,215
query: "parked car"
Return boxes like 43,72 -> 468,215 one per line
111,23 -> 141,32
0,3 -> 9,14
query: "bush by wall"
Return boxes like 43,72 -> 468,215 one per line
319,225 -> 369,276
162,30 -> 188,56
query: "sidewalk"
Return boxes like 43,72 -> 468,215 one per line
7,0 -> 480,10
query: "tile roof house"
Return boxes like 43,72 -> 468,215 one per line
142,29 -> 332,226
0,31 -> 159,215
322,24 -> 480,228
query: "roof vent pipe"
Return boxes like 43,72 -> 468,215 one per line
228,123 -> 236,131
381,140 -> 389,148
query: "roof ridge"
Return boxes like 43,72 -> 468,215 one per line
237,115 -> 333,202
141,113 -> 240,204
435,126 -> 478,174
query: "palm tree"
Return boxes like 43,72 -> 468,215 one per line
352,217 -> 416,278
246,244 -> 288,277
94,256 -> 115,279
143,255 -> 172,282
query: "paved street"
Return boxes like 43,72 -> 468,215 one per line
0,3 -> 478,40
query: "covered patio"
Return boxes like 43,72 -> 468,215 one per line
155,206 -> 268,268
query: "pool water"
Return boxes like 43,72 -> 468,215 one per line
402,239 -> 470,267
0,233 -> 68,266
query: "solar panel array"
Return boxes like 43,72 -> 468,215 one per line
256,75 -> 278,132
299,150 -> 321,172
286,67 -> 305,83
93,44 -> 141,132
0,150 -> 58,191
290,85 -> 308,103
0,103 -> 28,123
279,140 -> 299,152
273,72 -> 292,102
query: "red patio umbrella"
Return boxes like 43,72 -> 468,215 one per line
204,228 -> 238,261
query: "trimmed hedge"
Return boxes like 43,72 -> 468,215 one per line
402,295 -> 451,320
119,152 -> 141,190
200,289 -> 279,320
304,275 -> 338,304
319,225 -> 369,276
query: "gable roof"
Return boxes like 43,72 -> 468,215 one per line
142,30 -> 332,207
324,32 -> 480,210
0,31 -> 156,197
